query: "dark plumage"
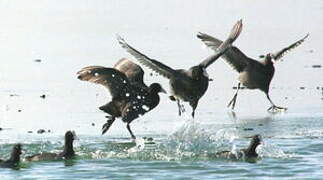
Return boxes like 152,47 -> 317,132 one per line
0,144 -> 22,168
117,20 -> 243,117
215,135 -> 262,160
26,131 -> 76,161
77,58 -> 166,139
197,29 -> 309,112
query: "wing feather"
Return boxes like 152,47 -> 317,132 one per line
197,21 -> 251,72
117,35 -> 177,79
77,66 -> 130,97
199,19 -> 243,68
272,33 -> 309,60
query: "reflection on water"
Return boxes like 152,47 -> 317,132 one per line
64,159 -> 77,167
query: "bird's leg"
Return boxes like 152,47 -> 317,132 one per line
102,116 -> 116,135
176,99 -> 185,116
177,100 -> 181,116
227,83 -> 241,110
189,100 -> 199,118
181,104 -> 186,112
126,123 -> 136,140
266,93 -> 287,112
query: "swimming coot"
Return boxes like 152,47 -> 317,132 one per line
0,144 -> 22,168
215,135 -> 262,161
26,131 -> 76,161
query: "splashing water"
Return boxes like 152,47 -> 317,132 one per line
257,143 -> 294,159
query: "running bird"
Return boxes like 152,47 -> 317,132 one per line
26,131 -> 76,161
117,20 -> 243,118
0,144 -> 22,168
77,58 -> 166,139
197,29 -> 309,112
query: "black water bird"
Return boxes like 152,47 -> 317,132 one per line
77,58 -> 166,139
117,20 -> 243,117
0,144 -> 22,168
215,135 -> 262,161
26,131 -> 76,161
197,30 -> 309,112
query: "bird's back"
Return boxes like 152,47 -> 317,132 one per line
114,58 -> 148,89
26,152 -> 58,161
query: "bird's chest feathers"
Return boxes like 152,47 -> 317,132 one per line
239,64 -> 275,86
170,76 -> 209,99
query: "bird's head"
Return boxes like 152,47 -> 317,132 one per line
262,53 -> 275,64
191,65 -> 208,80
149,83 -> 166,94
251,134 -> 262,147
65,130 -> 77,142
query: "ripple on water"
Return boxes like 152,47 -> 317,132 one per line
1,116 -> 323,179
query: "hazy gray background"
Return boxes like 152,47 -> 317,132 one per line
0,0 -> 322,136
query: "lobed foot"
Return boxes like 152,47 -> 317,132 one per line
267,105 -> 288,113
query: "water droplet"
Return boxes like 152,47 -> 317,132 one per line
142,105 -> 150,111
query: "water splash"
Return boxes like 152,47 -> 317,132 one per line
257,143 -> 294,159
0,119 -> 291,163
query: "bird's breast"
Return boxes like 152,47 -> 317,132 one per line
169,77 -> 209,101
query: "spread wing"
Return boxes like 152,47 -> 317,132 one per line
197,21 -> 250,72
114,58 -> 147,88
117,35 -> 177,79
272,33 -> 309,60
199,19 -> 243,68
77,66 -> 130,97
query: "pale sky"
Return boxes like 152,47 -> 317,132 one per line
0,0 -> 321,90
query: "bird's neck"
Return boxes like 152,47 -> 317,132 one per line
245,143 -> 258,156
62,140 -> 75,157
147,92 -> 160,107
8,152 -> 20,163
